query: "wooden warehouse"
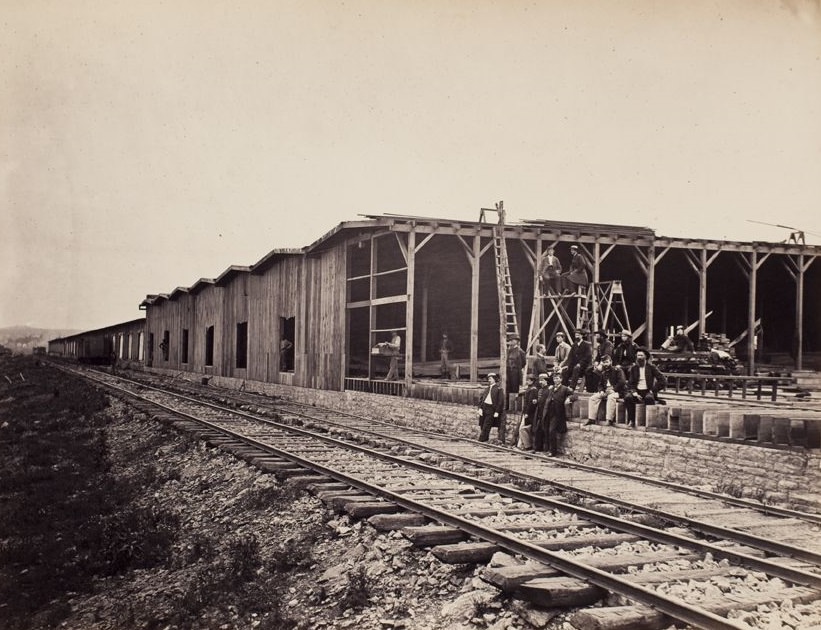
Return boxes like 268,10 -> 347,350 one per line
141,212 -> 821,393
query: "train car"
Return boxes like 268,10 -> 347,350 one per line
48,318 -> 146,367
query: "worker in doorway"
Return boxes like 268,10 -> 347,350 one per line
280,335 -> 294,371
385,331 -> 402,380
439,332 -> 453,379
477,373 -> 505,443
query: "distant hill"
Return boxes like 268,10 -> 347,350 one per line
0,326 -> 81,354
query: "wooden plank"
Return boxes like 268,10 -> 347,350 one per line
431,542 -> 499,564
402,525 -> 467,547
482,563 -> 562,591
344,501 -> 401,519
368,513 -> 428,531
516,576 -> 605,608
534,533 -> 642,551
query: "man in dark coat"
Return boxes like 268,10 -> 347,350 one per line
531,373 -> 552,451
477,373 -> 505,442
585,330 -> 614,391
623,349 -> 667,427
563,245 -> 589,293
544,371 -> 573,456
613,329 -> 639,371
506,335 -> 527,407
563,328 -> 593,390
668,325 -> 694,353
517,374 -> 541,449
584,355 -> 626,426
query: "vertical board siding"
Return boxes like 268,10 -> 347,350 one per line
145,246 -> 347,390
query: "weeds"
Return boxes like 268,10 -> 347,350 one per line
337,565 -> 371,612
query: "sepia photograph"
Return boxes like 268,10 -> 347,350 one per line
2,1 -> 821,629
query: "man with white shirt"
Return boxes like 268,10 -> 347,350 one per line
623,349 -> 667,427
477,373 -> 505,442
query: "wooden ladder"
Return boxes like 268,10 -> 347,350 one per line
480,202 -> 520,343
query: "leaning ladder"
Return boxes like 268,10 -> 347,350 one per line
479,202 -> 518,396
480,202 -> 520,342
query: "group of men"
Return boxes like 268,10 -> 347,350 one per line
537,244 -> 591,295
478,326 -> 670,451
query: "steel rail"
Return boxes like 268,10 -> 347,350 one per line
95,375 -> 821,591
84,369 -> 821,563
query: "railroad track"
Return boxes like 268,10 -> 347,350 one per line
70,366 -> 821,629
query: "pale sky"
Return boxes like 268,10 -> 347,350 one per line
2,0 -> 820,330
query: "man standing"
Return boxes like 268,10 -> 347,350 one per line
585,355 -> 626,426
539,246 -> 563,295
624,349 -> 667,427
478,373 -> 505,442
506,335 -> 527,406
385,331 -> 402,381
439,332 -> 453,379
530,373 -> 552,451
544,371 -> 573,456
517,374 -> 540,449
564,245 -> 589,293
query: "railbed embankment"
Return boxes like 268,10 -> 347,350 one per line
146,367 -> 821,514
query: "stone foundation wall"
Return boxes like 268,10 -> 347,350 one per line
148,368 -> 821,513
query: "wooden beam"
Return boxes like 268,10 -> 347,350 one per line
405,231 -> 415,388
471,234 -> 480,382
645,245 -> 656,348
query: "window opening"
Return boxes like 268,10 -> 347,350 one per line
181,328 -> 189,364
205,326 -> 214,367
160,331 -> 170,361
279,316 -> 295,372
236,321 -> 248,369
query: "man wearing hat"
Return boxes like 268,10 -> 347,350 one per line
623,348 -> 666,427
613,329 -> 639,370
585,354 -> 626,426
516,374 -> 541,449
506,335 -> 527,407
477,372 -> 505,442
585,329 -> 614,391
563,328 -> 593,390
563,244 -> 589,293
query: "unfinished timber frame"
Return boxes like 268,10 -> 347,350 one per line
142,213 -> 821,394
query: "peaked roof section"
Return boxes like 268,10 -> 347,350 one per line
251,247 -> 304,274
215,265 -> 252,287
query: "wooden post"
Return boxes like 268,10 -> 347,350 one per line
471,233 -> 480,383
796,255 -> 804,370
747,250 -> 757,376
420,273 -> 429,363
699,248 -> 707,338
405,230 -> 415,389
646,245 -> 655,349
